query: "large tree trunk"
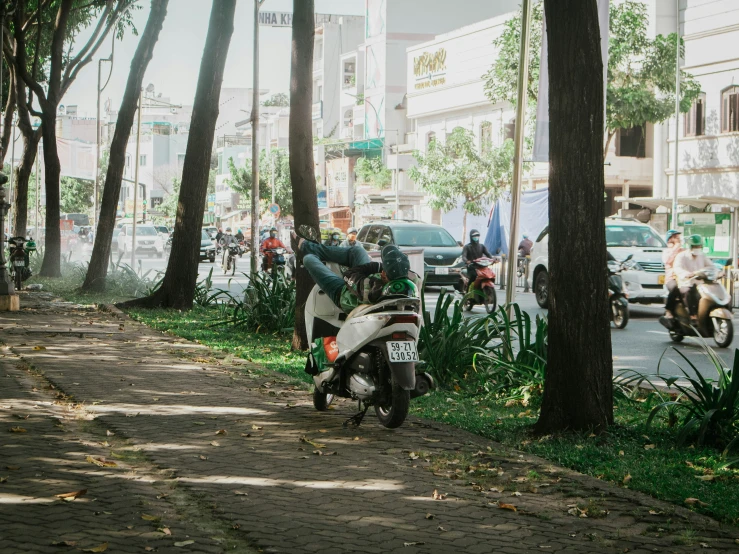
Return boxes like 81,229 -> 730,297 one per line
12,131 -> 41,238
535,0 -> 613,434
38,109 -> 63,277
290,0 -> 320,351
118,0 -> 236,310
83,0 -> 169,292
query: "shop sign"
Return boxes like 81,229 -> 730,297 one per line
413,48 -> 447,90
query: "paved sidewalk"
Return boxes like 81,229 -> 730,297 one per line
1,292 -> 738,553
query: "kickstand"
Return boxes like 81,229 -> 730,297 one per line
343,402 -> 369,428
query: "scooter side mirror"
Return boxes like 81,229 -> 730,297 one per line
624,254 -> 634,262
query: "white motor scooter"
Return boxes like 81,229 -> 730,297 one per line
303,244 -> 434,429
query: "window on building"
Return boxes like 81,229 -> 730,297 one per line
480,121 -> 493,154
139,155 -> 147,167
125,155 -> 130,168
177,153 -> 186,168
721,86 -> 739,133
217,152 -> 223,174
426,131 -> 436,146
684,93 -> 706,137
504,119 -> 516,141
616,124 -> 646,158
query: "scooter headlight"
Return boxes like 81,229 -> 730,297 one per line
622,259 -> 643,271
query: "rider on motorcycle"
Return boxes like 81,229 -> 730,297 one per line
261,227 -> 288,271
662,229 -> 683,320
324,231 -> 342,247
220,227 -> 238,266
340,227 -> 358,248
462,229 -> 493,284
294,233 -> 417,313
673,234 -> 714,321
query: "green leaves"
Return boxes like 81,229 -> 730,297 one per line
226,149 -> 293,216
216,273 -> 295,334
60,176 -> 94,215
355,157 -> 392,189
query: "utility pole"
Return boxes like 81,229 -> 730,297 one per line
131,90 -> 142,269
8,116 -> 15,234
34,145 -> 39,236
505,0 -> 532,309
250,0 -> 266,275
671,0 -> 681,229
95,41 -> 114,228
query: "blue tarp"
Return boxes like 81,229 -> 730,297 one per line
484,189 -> 549,256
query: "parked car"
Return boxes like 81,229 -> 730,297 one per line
111,228 -> 121,253
199,230 -> 216,263
117,225 -> 165,258
529,218 -> 667,309
203,226 -> 218,239
357,220 -> 465,288
154,225 -> 171,242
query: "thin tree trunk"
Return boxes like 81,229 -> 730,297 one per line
290,0 -> 320,351
12,131 -> 41,238
118,0 -> 236,310
39,108 -> 63,277
83,0 -> 169,292
535,0 -> 613,434
0,77 -> 15,160
462,210 -> 468,242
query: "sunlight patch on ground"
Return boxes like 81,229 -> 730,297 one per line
177,476 -> 403,491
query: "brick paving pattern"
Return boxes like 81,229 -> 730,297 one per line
1,291 -> 738,553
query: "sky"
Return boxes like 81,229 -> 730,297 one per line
63,0 -> 365,117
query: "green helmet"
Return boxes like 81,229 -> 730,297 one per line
687,234 -> 702,248
382,278 -> 419,299
26,239 -> 36,252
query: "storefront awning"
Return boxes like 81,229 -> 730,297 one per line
616,196 -> 739,211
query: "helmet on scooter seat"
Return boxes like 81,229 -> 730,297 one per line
666,229 -> 681,241
381,244 -> 410,281
687,234 -> 703,248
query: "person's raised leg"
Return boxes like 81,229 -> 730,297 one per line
303,253 -> 345,307
301,241 -> 370,268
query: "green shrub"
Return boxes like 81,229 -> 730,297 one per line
418,290 -> 498,388
217,273 -> 295,334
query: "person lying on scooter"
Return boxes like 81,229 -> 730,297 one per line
294,233 -> 416,313
673,234 -> 713,323
462,229 -> 493,284
662,229 -> 683,321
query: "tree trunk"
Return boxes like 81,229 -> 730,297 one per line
535,0 -> 613,434
0,77 -> 15,161
38,108 -> 63,277
290,0 -> 320,351
83,0 -> 169,292
117,0 -> 236,310
462,209 -> 468,242
12,131 -> 41,238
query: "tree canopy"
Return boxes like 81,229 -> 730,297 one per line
483,0 -> 700,153
60,177 -> 94,214
227,148 -> 293,216
262,92 -> 289,107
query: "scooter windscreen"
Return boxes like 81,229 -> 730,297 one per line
381,278 -> 419,299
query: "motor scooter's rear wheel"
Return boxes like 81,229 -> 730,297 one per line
375,382 -> 410,429
611,298 -> 629,329
312,389 -> 335,411
712,318 -> 733,348
14,269 -> 22,291
484,287 -> 497,314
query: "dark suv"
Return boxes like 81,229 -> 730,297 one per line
357,220 -> 464,288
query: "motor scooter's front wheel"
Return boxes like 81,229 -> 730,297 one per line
375,383 -> 410,429
611,298 -> 629,329
712,318 -> 733,348
484,286 -> 497,314
13,269 -> 22,291
313,389 -> 335,411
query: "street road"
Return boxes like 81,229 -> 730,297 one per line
74,244 -> 735,381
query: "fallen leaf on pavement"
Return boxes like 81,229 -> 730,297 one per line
511,491 -> 522,497
199,455 -> 207,460
55,489 -> 87,501
241,433 -> 252,438
300,436 -> 326,449
0,476 -> 7,483
648,510 -> 664,515
425,513 -> 434,520
144,548 -> 154,552
210,441 -> 220,447
6,466 -> 19,470
423,438 -> 440,443
251,425 -> 263,430
234,490 -> 249,496
623,474 -> 632,485
403,542 -> 425,547
685,497 -> 709,507
141,514 -> 159,521
438,526 -> 447,532
106,430 -> 115,436
497,502 -> 517,512
174,541 -> 195,547
215,429 -> 227,435
158,527 -> 171,535
9,427 -> 27,433
432,490 -> 446,500
700,543 -> 710,548
51,540 -> 78,547
192,422 -> 205,426
83,543 -> 108,552
33,346 -> 46,350
85,456 -> 117,468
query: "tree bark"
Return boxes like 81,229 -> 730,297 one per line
12,131 -> 41,238
117,0 -> 236,310
535,0 -> 613,434
38,105 -> 63,277
83,0 -> 169,292
1,75 -> 15,161
290,0 -> 320,351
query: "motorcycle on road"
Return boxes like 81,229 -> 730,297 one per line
462,257 -> 497,313
222,245 -> 240,275
608,254 -> 630,329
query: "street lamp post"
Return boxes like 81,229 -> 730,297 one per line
250,0 -> 267,275
131,90 -> 142,269
95,43 -> 114,227
671,0 -> 681,228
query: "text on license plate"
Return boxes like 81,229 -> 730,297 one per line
386,341 -> 419,363
658,275 -> 665,285
435,267 -> 449,275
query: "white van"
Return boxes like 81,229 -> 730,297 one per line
528,218 -> 666,308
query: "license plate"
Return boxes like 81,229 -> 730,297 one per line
435,267 -> 449,275
12,261 -> 24,267
658,275 -> 665,285
386,341 -> 419,363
